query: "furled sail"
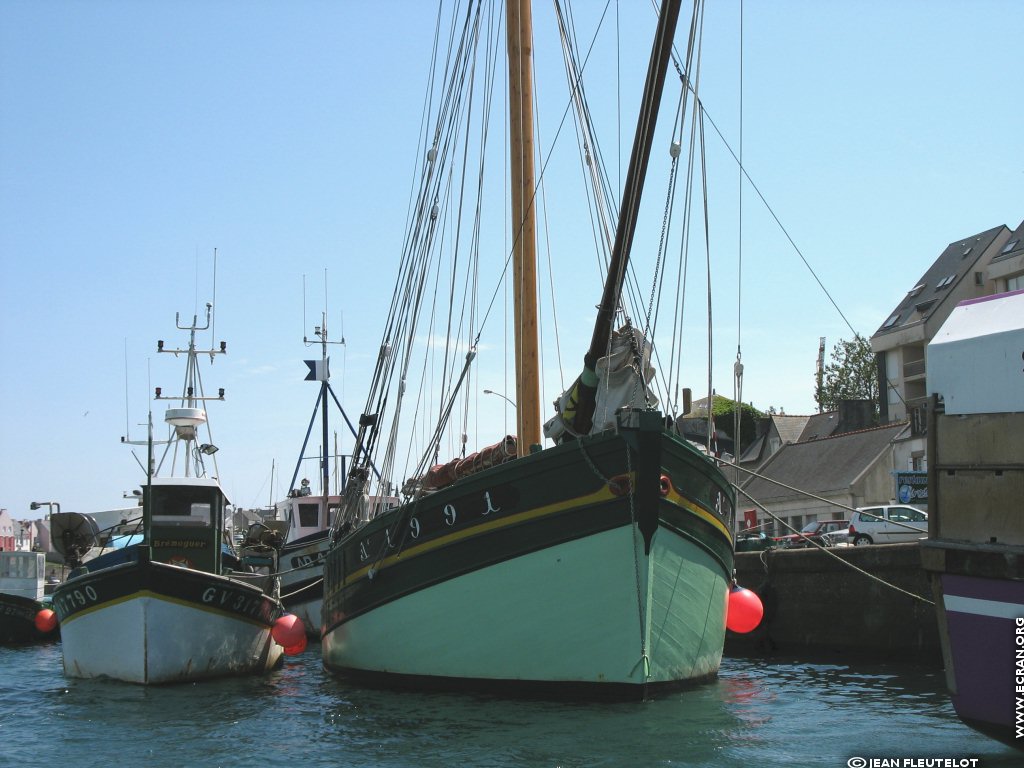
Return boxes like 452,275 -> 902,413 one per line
544,326 -> 658,442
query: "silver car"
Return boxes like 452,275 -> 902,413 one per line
848,505 -> 928,546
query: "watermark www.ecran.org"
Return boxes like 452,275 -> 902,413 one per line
1017,617 -> 1024,740
842,620 -> 1024,768
845,760 -> 979,768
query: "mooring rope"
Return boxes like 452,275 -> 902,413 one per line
279,577 -> 324,601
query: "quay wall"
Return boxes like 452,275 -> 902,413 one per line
724,543 -> 941,664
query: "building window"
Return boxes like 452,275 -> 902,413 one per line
935,274 -> 956,290
1009,274 -> 1024,292
974,271 -> 983,286
1002,239 -> 1020,255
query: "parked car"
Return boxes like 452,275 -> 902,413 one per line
735,532 -> 776,552
820,526 -> 850,547
774,519 -> 849,549
848,505 -> 928,546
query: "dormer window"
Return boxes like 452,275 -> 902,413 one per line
882,313 -> 900,329
1002,239 -> 1020,254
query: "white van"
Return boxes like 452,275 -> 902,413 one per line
848,505 -> 928,546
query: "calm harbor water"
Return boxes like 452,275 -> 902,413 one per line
1,641 -> 1017,768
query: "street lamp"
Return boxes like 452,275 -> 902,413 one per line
483,389 -> 516,408
30,501 -> 60,520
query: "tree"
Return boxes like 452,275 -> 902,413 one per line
814,334 -> 878,413
690,394 -> 764,451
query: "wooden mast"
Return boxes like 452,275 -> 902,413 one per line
506,0 -> 541,456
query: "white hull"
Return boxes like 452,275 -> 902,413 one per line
288,595 -> 322,638
60,594 -> 283,684
322,525 -> 727,687
279,533 -> 330,637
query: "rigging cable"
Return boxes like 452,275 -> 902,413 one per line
338,0 -> 485,512
667,0 -> 703,419
731,470 -> 934,606
382,0 -> 485,494
686,89 -> 857,338
660,7 -> 905,412
699,103 -> 714,452
476,0 -> 615,336
733,0 -> 744,470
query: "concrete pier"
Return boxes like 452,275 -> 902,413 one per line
724,542 -> 941,664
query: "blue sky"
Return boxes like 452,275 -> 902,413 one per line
2,0 -> 1021,519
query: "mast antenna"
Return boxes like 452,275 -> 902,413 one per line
210,248 -> 218,362
124,338 -> 130,439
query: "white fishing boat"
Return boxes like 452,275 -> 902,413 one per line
320,0 -> 741,698
276,491 -> 336,638
52,304 -> 287,684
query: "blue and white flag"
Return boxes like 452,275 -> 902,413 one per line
304,358 -> 329,382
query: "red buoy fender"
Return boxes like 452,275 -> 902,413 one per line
283,633 -> 308,656
726,586 -> 764,633
35,608 -> 58,634
271,614 -> 305,647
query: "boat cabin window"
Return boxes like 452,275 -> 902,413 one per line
297,502 -> 320,528
150,487 -> 217,526
152,502 -> 211,526
328,503 -> 342,527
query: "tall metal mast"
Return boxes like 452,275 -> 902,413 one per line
303,312 -> 345,514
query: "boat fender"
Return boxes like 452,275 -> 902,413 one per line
271,614 -> 305,648
34,608 -> 58,634
284,633 -> 307,656
726,585 -> 764,634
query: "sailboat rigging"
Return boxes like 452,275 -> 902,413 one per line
320,0 -> 737,698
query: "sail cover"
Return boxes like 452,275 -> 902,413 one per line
545,326 -> 658,442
